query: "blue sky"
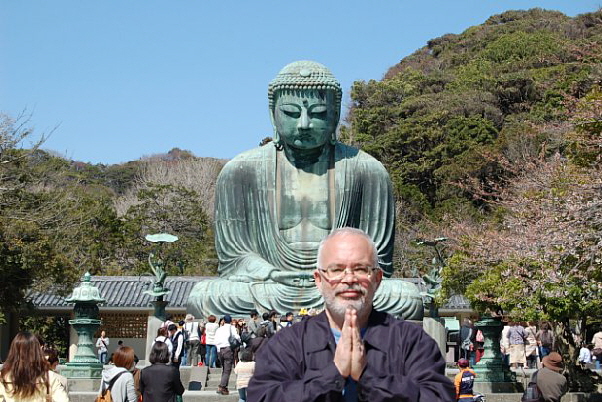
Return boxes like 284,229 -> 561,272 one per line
1,1 -> 599,165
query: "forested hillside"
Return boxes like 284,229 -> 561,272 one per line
0,115 -> 224,322
342,8 -> 602,331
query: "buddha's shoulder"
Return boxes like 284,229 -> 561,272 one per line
335,142 -> 388,172
222,146 -> 273,169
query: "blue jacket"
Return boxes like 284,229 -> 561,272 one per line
247,309 -> 454,402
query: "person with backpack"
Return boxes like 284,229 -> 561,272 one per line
214,314 -> 241,395
183,314 -> 202,366
98,346 -> 138,402
459,318 -> 476,366
454,359 -> 475,402
536,322 -> 554,361
168,323 -> 185,369
527,352 -> 567,402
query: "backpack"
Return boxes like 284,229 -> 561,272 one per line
95,371 -> 126,402
182,324 -> 191,346
521,371 -> 544,402
228,326 -> 242,350
461,328 -> 473,351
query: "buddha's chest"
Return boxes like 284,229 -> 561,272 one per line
276,163 -> 333,245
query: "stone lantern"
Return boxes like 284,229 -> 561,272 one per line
61,272 -> 105,379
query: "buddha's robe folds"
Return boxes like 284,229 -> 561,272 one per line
187,143 -> 424,320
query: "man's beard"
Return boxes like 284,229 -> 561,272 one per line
322,284 -> 369,321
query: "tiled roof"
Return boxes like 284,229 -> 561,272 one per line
29,276 -> 472,311
441,294 -> 472,310
30,276 -> 209,309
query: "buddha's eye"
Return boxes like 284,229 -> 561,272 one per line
279,105 -> 301,118
310,105 -> 327,115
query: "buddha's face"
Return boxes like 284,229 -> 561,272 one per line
272,89 -> 339,150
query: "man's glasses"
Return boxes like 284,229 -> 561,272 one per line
318,265 -> 379,282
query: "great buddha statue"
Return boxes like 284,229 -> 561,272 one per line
187,61 -> 423,320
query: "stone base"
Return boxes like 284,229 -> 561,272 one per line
61,363 -> 103,380
473,382 -> 523,393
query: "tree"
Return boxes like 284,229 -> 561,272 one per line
0,114 -> 80,323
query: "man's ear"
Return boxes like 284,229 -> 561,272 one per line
313,270 -> 322,289
374,269 -> 383,289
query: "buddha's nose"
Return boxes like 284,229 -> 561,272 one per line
297,108 -> 311,130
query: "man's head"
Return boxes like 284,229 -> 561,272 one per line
314,228 -> 382,324
285,312 -> 294,322
269,311 -> 279,322
250,309 -> 259,319
268,61 -> 342,151
223,314 -> 232,324
167,323 -> 177,335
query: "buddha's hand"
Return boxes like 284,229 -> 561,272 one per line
228,274 -> 255,283
269,271 -> 315,287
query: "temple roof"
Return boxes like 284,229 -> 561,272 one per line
29,276 -> 471,312
30,276 -> 208,310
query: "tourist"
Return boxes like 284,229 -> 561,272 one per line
154,327 -> 174,358
205,315 -> 219,368
233,348 -> 255,402
140,342 -> 184,402
247,310 -> 260,340
199,321 -> 207,366
268,311 -> 280,337
44,348 -> 69,393
280,312 -> 294,329
247,228 -> 455,402
214,314 -> 241,395
183,314 -> 202,367
96,329 -> 110,364
98,346 -> 137,402
536,322 -> 555,361
590,326 -> 602,370
500,323 -> 510,367
459,318 -> 476,367
578,344 -> 593,368
162,313 -> 175,329
524,321 -> 539,369
533,352 -> 567,402
507,321 -> 527,368
0,332 -> 69,401
168,323 -> 184,369
454,359 -> 475,402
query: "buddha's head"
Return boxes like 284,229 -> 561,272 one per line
269,61 -> 342,151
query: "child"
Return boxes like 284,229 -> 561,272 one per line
578,343 -> 593,368
454,358 -> 476,402
234,348 -> 255,402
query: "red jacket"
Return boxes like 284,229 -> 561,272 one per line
248,309 -> 454,402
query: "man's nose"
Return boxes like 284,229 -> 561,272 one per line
340,269 -> 360,283
297,108 -> 311,130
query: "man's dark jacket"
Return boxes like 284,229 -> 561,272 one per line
247,309 -> 454,402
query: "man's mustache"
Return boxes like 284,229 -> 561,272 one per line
334,285 -> 366,296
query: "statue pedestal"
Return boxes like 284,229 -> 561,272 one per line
63,320 -> 103,379
146,315 -> 164,361
151,299 -> 169,321
423,317 -> 446,357
474,316 -> 516,385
